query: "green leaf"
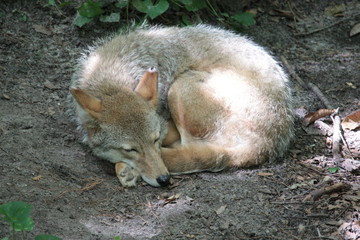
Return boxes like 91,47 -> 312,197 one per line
35,234 -> 62,240
181,15 -> 191,26
183,0 -> 207,11
99,12 -> 121,22
2,238 -> 10,240
13,217 -> 34,231
231,12 -> 255,27
78,0 -> 104,18
59,1 -> 71,7
114,236 -> 121,240
175,0 -> 191,4
115,0 -> 128,8
73,14 -> 93,27
20,13 -> 28,22
47,0 -> 56,6
0,201 -> 31,223
131,0 -> 169,19
328,167 -> 339,173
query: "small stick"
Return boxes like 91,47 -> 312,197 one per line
271,201 -> 314,205
281,56 -> 348,160
306,182 -> 350,201
294,13 -> 360,37
331,114 -> 342,160
306,83 -> 333,109
305,84 -> 343,160
281,56 -> 332,108
299,162 -> 325,175
294,18 -> 347,37
280,56 -> 308,90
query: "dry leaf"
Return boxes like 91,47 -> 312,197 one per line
304,109 -> 336,125
289,183 -> 306,190
350,23 -> 360,37
32,175 -> 43,181
346,82 -> 357,89
33,24 -> 52,35
342,110 -> 360,131
158,193 -> 182,206
257,172 -> 273,176
44,80 -> 60,90
297,175 -> 305,181
1,93 -> 10,100
343,194 -> 360,202
269,9 -> 294,19
165,193 -> 181,203
185,196 -> 194,202
339,158 -> 360,172
328,204 -> 342,210
329,193 -> 339,198
47,107 -> 56,116
215,205 -> 227,215
247,9 -> 257,15
353,204 -> 360,211
185,234 -> 196,238
324,4 -> 345,16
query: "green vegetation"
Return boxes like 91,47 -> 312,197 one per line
0,201 -> 61,240
37,0 -> 255,28
328,167 -> 340,173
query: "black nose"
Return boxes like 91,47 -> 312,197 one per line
156,174 -> 171,187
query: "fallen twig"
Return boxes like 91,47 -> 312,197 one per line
294,13 -> 360,37
304,182 -> 350,201
299,162 -> 325,175
271,201 -> 314,204
331,114 -> 342,160
280,56 -> 351,160
306,83 -> 333,109
47,178 -> 105,202
280,56 -> 308,90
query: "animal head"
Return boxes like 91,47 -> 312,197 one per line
70,68 -> 171,187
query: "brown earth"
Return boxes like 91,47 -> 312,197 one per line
0,1 -> 359,239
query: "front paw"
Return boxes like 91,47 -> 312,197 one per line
115,162 -> 140,187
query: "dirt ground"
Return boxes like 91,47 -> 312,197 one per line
1,1 -> 360,239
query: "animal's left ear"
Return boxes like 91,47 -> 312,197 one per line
135,67 -> 158,107
70,88 -> 103,119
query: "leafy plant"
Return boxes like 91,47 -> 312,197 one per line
231,12 -> 255,27
44,0 -> 56,7
328,167 -> 340,173
70,0 -> 255,28
132,0 -> 169,19
11,9 -> 28,22
0,201 -> 61,240
74,0 -> 104,27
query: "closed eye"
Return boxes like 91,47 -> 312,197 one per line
154,137 -> 160,144
124,148 -> 138,153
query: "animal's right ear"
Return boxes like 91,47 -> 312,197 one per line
134,67 -> 158,107
70,88 -> 103,119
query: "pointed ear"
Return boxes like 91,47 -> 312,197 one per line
70,88 -> 103,118
134,67 -> 158,107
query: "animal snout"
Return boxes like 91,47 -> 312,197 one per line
156,174 -> 171,187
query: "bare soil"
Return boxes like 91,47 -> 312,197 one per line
1,1 -> 359,239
